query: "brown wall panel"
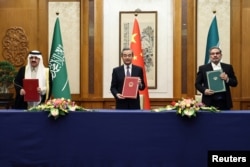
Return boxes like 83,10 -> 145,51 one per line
241,5 -> 250,99
231,0 -> 242,108
173,0 -> 182,98
0,0 -> 49,65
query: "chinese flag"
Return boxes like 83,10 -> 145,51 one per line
130,18 -> 151,109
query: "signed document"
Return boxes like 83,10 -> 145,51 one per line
122,77 -> 139,99
206,70 -> 226,93
23,79 -> 40,102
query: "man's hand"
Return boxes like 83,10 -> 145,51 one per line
204,89 -> 214,95
37,87 -> 42,94
116,93 -> 125,99
220,72 -> 229,82
20,89 -> 26,95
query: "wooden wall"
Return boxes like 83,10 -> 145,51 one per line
0,0 -> 250,110
235,0 -> 250,109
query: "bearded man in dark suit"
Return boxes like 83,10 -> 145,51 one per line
110,48 -> 145,109
195,46 -> 238,110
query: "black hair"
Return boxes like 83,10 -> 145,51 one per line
209,46 -> 222,54
121,48 -> 133,56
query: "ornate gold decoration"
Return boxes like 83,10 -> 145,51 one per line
2,27 -> 29,67
128,81 -> 134,87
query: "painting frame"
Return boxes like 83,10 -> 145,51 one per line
119,11 -> 157,89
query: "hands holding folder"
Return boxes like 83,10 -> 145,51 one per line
22,79 -> 40,102
116,77 -> 141,99
205,70 -> 228,95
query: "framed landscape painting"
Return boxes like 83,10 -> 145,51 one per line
119,11 -> 157,89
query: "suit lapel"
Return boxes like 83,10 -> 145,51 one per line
207,63 -> 213,71
120,65 -> 125,77
131,65 -> 136,76
220,63 -> 227,72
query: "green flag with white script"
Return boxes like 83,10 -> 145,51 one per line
49,17 -> 71,99
204,15 -> 219,64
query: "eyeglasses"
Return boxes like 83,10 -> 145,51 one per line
122,54 -> 132,57
210,52 -> 221,55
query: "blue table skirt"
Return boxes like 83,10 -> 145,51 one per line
1,110 -> 250,167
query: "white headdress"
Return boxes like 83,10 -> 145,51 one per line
25,50 -> 47,105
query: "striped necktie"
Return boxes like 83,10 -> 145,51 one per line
126,65 -> 130,76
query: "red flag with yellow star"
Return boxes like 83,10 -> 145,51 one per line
130,18 -> 151,109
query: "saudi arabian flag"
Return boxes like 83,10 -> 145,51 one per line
204,15 -> 219,64
49,17 -> 71,99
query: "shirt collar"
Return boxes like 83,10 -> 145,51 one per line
124,64 -> 132,69
211,62 -> 221,70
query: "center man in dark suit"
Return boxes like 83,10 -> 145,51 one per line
195,46 -> 238,110
110,48 -> 145,109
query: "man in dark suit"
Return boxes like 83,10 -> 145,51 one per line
110,48 -> 145,109
195,46 -> 238,110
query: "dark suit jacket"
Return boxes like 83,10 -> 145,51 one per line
110,64 -> 145,109
13,66 -> 52,109
195,62 -> 238,109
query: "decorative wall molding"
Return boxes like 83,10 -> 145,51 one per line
2,27 -> 29,67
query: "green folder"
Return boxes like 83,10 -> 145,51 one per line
206,70 -> 226,93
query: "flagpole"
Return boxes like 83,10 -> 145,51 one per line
49,13 -> 71,99
130,13 -> 151,109
204,11 -> 219,64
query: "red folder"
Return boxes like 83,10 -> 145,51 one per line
122,77 -> 139,99
23,79 -> 40,102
